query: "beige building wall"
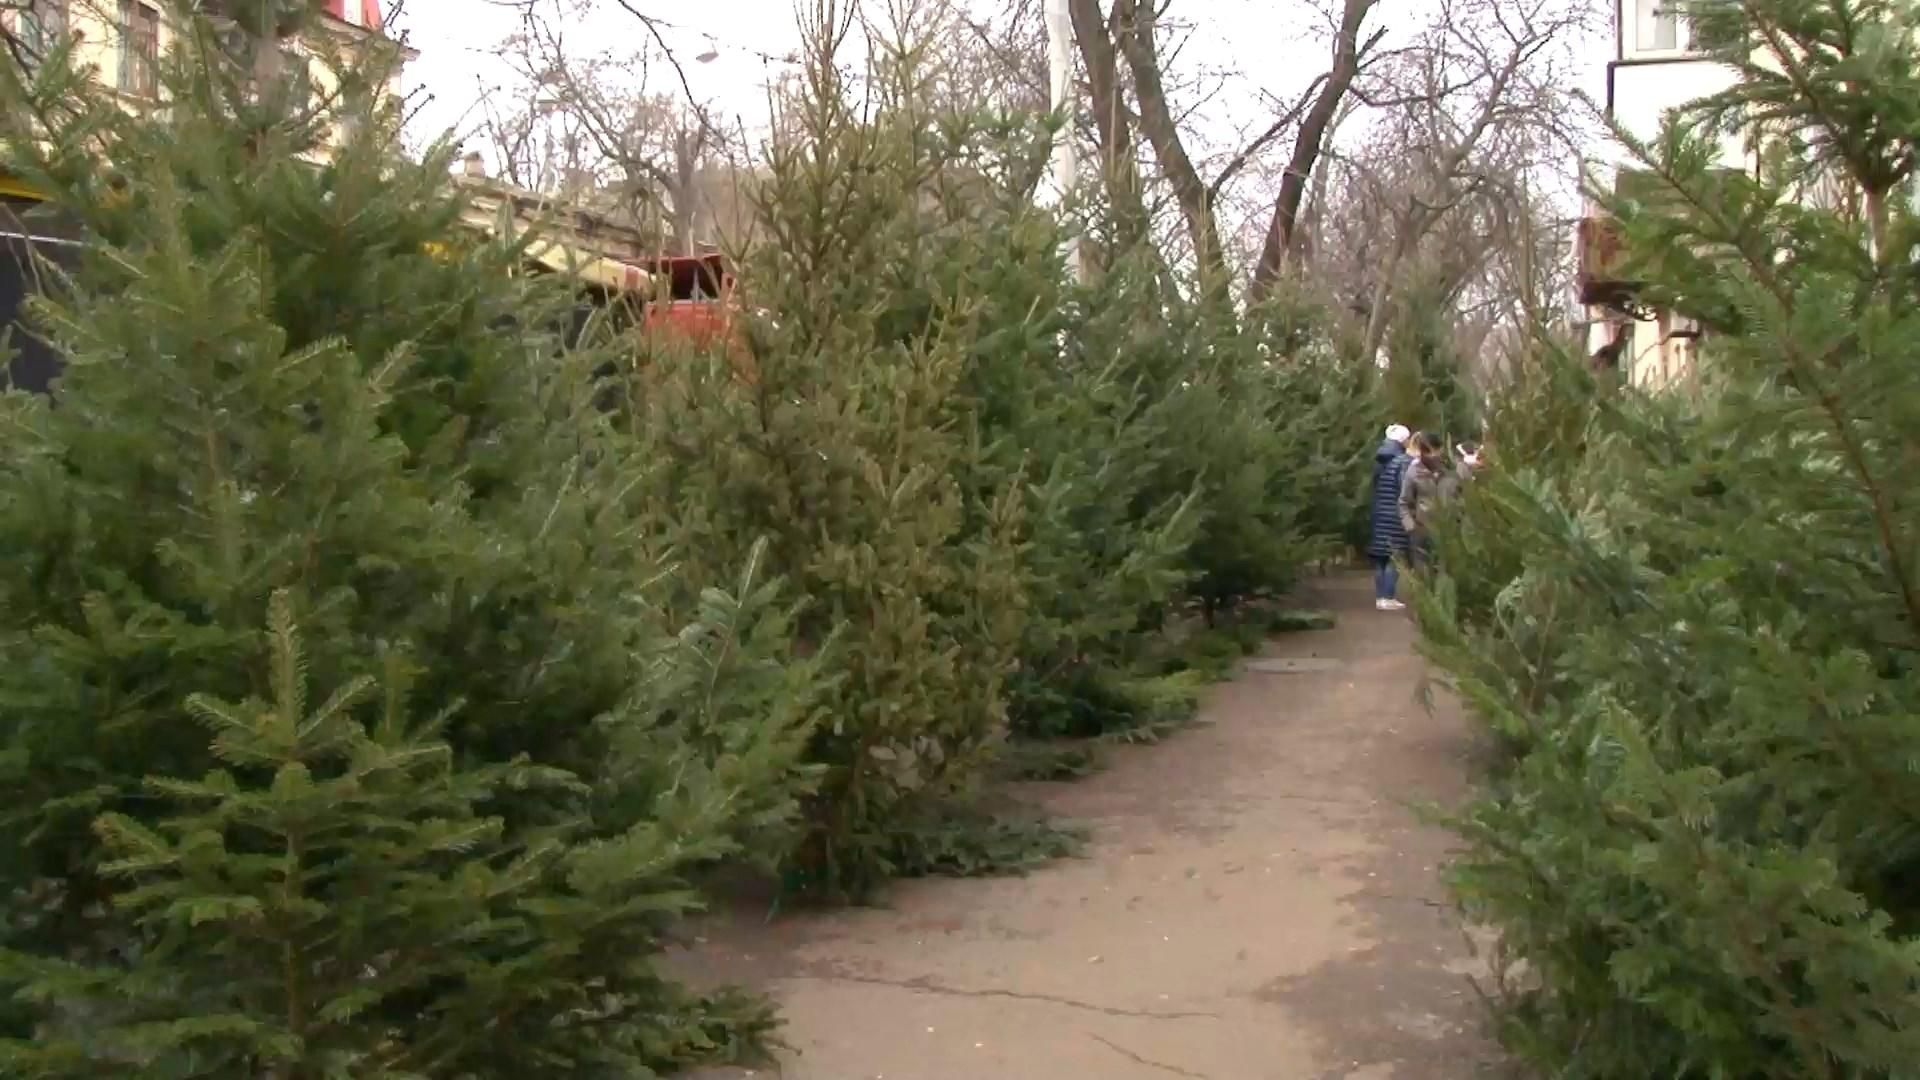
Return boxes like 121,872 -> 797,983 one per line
1612,309 -> 1700,392
1578,0 -> 1750,390
6,0 -> 404,153
3,6 -> 647,291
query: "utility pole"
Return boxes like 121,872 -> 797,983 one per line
1045,0 -> 1085,281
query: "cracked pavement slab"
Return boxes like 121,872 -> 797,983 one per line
677,574 -> 1501,1080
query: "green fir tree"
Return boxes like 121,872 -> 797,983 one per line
1418,0 -> 1920,1073
611,10 -> 1032,898
0,7 -> 820,1072
1381,271 -> 1481,446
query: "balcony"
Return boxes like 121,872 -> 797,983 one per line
1606,57 -> 1742,162
1576,215 -> 1636,307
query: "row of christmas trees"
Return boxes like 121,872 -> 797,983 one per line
1415,0 -> 1920,1072
0,10 -> 1383,1076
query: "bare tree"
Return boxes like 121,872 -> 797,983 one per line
1066,0 -> 1340,293
1065,0 -> 1150,243
467,0 -> 1584,343
1104,0 -> 1224,281
951,0 -> 1049,114
478,0 -> 744,254
1328,0 -> 1586,364
1247,0 -> 1387,298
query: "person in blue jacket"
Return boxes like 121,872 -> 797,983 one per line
1367,424 -> 1413,610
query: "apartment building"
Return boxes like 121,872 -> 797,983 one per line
1576,0 -> 1747,390
0,1 -> 404,390
0,0 -> 406,217
0,3 -> 666,393
4,1 -> 398,139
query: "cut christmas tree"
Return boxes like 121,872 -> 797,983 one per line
0,7 -> 820,1074
1417,0 -> 1920,1073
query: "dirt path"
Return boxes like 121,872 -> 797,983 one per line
682,573 -> 1499,1080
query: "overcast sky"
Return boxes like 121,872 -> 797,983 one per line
392,0 -> 1597,152
389,0 -> 1606,224
395,0 -> 819,149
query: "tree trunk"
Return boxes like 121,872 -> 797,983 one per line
672,126 -> 698,255
1360,258 -> 1399,369
1108,0 -> 1225,289
1066,0 -> 1149,247
1250,0 -> 1380,300
1358,208 -> 1427,367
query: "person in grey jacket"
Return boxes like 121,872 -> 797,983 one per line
1399,432 -> 1446,567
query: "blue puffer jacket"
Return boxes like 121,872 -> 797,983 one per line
1366,439 -> 1411,558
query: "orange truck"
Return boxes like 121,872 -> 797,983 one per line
636,252 -> 736,346
631,251 -> 755,381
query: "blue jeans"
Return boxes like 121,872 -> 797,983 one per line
1372,556 -> 1399,601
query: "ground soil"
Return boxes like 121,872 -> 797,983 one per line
678,573 -> 1504,1080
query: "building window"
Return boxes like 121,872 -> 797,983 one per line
1635,0 -> 1680,52
338,80 -> 374,141
19,0 -> 67,64
118,0 -> 159,97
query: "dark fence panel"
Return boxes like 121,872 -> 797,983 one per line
0,196 -> 83,396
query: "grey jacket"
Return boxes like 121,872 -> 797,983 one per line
1441,458 -> 1477,501
1399,456 -> 1446,536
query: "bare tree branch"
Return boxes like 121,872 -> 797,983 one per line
1350,0 -> 1584,363
1248,0 -> 1385,298
1107,0 -> 1225,284
1067,0 -> 1154,249
1206,73 -> 1326,205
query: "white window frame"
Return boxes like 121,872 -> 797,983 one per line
1629,0 -> 1691,57
18,0 -> 68,64
118,0 -> 161,98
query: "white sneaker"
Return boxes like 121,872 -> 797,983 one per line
1376,599 -> 1406,611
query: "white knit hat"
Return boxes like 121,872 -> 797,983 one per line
1385,424 -> 1411,444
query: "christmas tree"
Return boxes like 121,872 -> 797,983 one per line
0,6 -> 819,1072
1381,272 -> 1482,446
612,11 -> 1042,898
1418,0 -> 1920,1072
879,117 -> 1205,742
